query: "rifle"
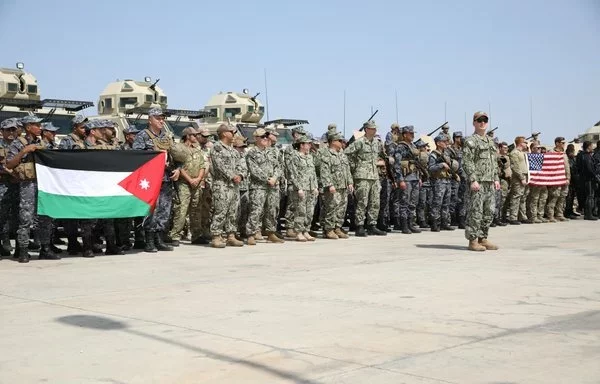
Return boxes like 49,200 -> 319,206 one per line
436,152 -> 459,180
488,126 -> 499,134
149,78 -> 160,91
526,131 -> 541,141
397,142 -> 429,179
427,121 -> 448,137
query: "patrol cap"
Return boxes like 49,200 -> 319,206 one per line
253,128 -> 268,137
327,123 -> 337,131
391,123 -> 400,130
20,115 -> 43,125
233,136 -> 247,148
1,118 -> 20,129
99,119 -> 116,128
473,111 -> 489,121
453,131 -> 463,138
401,125 -> 414,134
72,114 -> 88,126
265,125 -> 279,136
216,123 -> 235,135
124,125 -> 140,134
441,123 -> 450,130
84,120 -> 98,131
554,136 -> 566,144
414,138 -> 428,148
434,133 -> 449,143
327,131 -> 344,141
148,107 -> 166,117
41,122 -> 59,132
292,125 -> 307,135
181,127 -> 197,137
196,128 -> 210,137
363,120 -> 377,130
295,135 -> 312,144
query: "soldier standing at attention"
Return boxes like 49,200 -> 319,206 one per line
462,111 -> 501,251
319,131 -> 353,239
495,142 -> 511,225
415,139 -> 431,228
265,126 -> 284,238
507,136 -> 529,225
447,131 -> 467,228
427,134 -> 454,232
284,125 -> 308,238
526,142 -> 546,223
545,137 -> 570,222
233,135 -> 250,240
132,107 -> 178,253
5,115 -> 59,263
168,127 -> 205,246
288,135 -> 318,242
392,125 -> 422,234
195,128 -> 213,244
209,124 -> 244,248
344,121 -> 387,237
0,118 -> 21,256
245,128 -> 284,245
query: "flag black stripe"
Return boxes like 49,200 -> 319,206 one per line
34,150 -> 163,172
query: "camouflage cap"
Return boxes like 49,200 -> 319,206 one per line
441,123 -> 450,131
265,126 -> 279,136
84,120 -> 98,131
148,107 -> 166,117
71,114 -> 88,126
20,115 -> 43,125
363,120 -> 377,130
401,125 -> 414,134
473,111 -> 488,121
292,125 -> 307,135
414,138 -> 428,148
327,131 -> 344,141
327,123 -> 337,131
453,131 -> 463,138
181,127 -> 197,137
295,135 -> 312,144
233,136 -> 247,148
216,123 -> 235,135
124,125 -> 140,134
253,128 -> 268,137
100,119 -> 116,128
197,128 -> 210,137
41,122 -> 59,132
1,118 -> 20,129
391,123 -> 400,130
434,133 -> 449,143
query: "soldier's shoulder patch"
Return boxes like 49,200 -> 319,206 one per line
465,137 -> 476,148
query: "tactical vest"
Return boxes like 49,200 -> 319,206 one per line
145,129 -> 172,151
181,145 -> 203,178
430,150 -> 450,179
14,137 -> 43,181
418,151 -> 430,181
0,144 -> 11,182
70,133 -> 85,149
398,142 -> 419,176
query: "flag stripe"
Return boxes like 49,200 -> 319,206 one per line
34,150 -> 162,172
528,152 -> 567,186
36,164 -> 132,196
37,191 -> 150,219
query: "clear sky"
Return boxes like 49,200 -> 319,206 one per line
1,0 -> 599,143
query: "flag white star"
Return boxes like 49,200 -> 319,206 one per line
139,179 -> 150,190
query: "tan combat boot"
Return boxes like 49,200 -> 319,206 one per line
247,235 -> 256,246
285,228 -> 297,238
211,235 -> 226,249
479,238 -> 499,250
226,233 -> 244,247
334,228 -> 348,239
295,233 -> 307,242
468,239 -> 486,252
303,232 -> 316,242
324,230 -> 339,240
255,232 -> 264,241
267,232 -> 284,243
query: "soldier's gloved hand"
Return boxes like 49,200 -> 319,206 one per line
471,181 -> 481,192
397,181 -> 407,190
328,186 -> 336,194
494,181 -> 501,190
298,189 -> 305,199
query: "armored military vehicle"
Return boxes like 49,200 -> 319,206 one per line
0,63 -> 94,134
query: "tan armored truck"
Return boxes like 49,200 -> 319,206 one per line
0,63 -> 94,136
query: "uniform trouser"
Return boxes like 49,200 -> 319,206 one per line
508,176 -> 527,221
247,187 -> 279,235
399,179 -> 420,222
576,180 -> 586,214
198,185 -> 212,238
144,182 -> 173,233
17,181 -> 51,249
565,181 -> 577,215
501,179 -> 510,220
290,189 -> 316,233
115,218 -> 132,245
496,179 -> 509,220
465,181 -> 496,241
345,193 -> 356,227
0,183 -> 18,241
285,185 -> 296,229
210,182 -> 239,236
429,179 -> 451,227
519,185 -> 529,221
238,189 -> 249,236
417,183 -> 431,224
354,179 -> 380,227
322,189 -> 348,231
546,185 -> 568,219
169,182 -> 201,241
538,186 -> 548,219
378,177 -> 392,227
555,185 -> 569,218
450,179 -> 459,221
457,180 -> 468,221
527,186 -> 543,221
583,181 -> 596,217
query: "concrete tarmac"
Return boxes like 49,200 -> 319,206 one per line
1,219 -> 599,384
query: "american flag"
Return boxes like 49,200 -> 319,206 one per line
528,152 -> 568,186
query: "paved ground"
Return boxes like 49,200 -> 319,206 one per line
1,219 -> 600,384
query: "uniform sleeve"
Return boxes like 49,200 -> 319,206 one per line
58,137 -> 71,150
563,154 -> 571,180
393,147 -> 404,182
509,150 -> 525,181
6,140 -> 23,162
246,150 -> 269,185
428,153 -> 445,173
288,152 -> 302,190
210,145 -> 236,181
319,152 -> 333,189
462,139 -> 477,183
132,132 -> 148,150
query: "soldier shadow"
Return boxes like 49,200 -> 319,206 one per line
415,244 -> 468,251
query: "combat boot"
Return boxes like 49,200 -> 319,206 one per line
255,232 -> 264,241
418,221 -> 430,229
67,236 -> 83,255
295,233 -> 307,242
355,225 -> 367,237
155,232 -> 174,251
430,222 -> 440,232
50,244 -> 63,254
133,229 -> 146,249
479,238 -> 499,250
401,219 -> 412,234
39,245 -> 61,260
408,220 -> 421,234
28,238 -> 41,251
303,232 -> 316,241
267,232 -> 285,243
324,230 -> 339,240
0,242 -> 11,257
18,249 -> 30,263
468,239 -> 486,251
82,234 -> 95,258
367,225 -> 387,236
191,236 -> 210,245
441,223 -> 455,231
226,233 -> 244,247
105,235 -> 125,255
285,228 -> 297,238
211,235 -> 226,248
334,228 -> 348,239
171,240 -> 180,247
247,235 -> 257,245
458,217 -> 466,229
144,231 -> 158,253
489,220 -> 497,227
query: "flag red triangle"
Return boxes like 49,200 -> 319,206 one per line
118,153 -> 166,210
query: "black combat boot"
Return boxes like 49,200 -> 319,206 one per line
39,244 -> 61,260
50,244 -> 63,254
82,234 -> 95,258
191,236 -> 210,245
18,248 -> 30,263
367,225 -> 387,236
355,225 -> 367,237
67,236 -> 83,255
430,222 -> 441,232
441,223 -> 455,231
28,238 -> 41,251
155,232 -> 174,251
0,241 -> 11,257
144,231 -> 158,253
418,220 -> 430,229
105,235 -> 125,255
400,219 -> 412,234
458,217 -> 466,229
408,220 -> 421,234
393,219 -> 403,231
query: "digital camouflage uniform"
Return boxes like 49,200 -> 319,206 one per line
416,145 -> 431,226
463,133 -> 499,241
198,145 -> 212,240
265,144 -> 283,231
319,145 -> 353,231
169,142 -> 205,241
446,141 -> 467,225
288,149 -> 318,233
344,134 -> 384,227
428,149 -> 453,228
236,147 -> 249,237
209,140 -> 243,236
283,144 -> 297,229
246,144 -> 280,235
393,139 -> 422,228
496,153 -> 511,221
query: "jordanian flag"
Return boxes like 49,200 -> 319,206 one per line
35,150 -> 166,219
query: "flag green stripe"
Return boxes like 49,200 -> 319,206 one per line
38,191 -> 149,219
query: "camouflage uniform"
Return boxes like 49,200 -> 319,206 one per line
446,139 -> 467,225
496,153 -> 511,222
428,149 -> 452,229
344,133 -> 385,229
58,133 -> 85,150
168,142 -> 205,242
415,142 -> 431,227
463,133 -> 499,241
508,147 -> 528,221
246,145 -> 280,236
237,148 -> 250,237
265,144 -> 283,231
545,148 -> 570,221
392,135 -> 422,231
197,145 -> 212,240
288,149 -> 318,233
0,131 -> 19,254
319,144 -> 353,231
283,144 -> 297,230
209,140 -> 243,236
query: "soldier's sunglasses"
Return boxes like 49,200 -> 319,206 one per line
475,117 -> 488,123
